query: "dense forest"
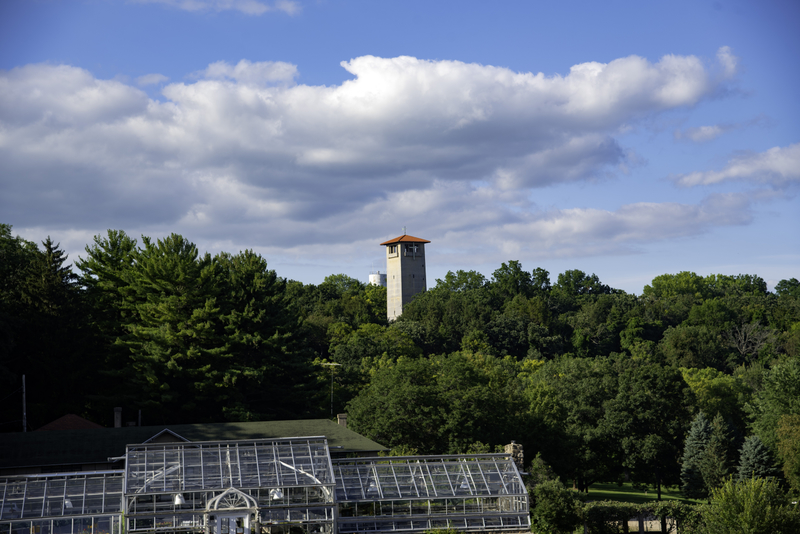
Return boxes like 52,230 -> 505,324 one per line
2,224 -> 799,502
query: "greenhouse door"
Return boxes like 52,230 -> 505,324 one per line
218,515 -> 249,534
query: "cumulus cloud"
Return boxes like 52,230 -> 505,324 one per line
676,143 -> 800,187
133,0 -> 300,16
0,51 -> 745,264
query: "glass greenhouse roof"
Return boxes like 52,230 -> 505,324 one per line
0,472 -> 123,521
331,454 -> 525,502
2,438 -> 529,534
125,437 -> 334,494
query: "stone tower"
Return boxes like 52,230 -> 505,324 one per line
380,233 -> 430,321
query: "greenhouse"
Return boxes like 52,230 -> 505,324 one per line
1,437 -> 528,534
333,455 -> 529,534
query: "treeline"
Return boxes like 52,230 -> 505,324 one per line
1,224 -> 799,500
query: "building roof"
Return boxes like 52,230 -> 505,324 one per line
380,235 -> 431,245
35,414 -> 104,432
0,419 -> 386,470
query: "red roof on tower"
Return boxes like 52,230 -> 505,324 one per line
380,235 -> 431,245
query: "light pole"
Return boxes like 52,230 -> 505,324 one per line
321,362 -> 341,417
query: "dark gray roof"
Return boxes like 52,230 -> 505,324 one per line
0,419 -> 386,470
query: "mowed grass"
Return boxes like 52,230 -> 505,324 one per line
584,483 -> 704,505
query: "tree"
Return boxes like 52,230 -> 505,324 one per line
0,233 -> 96,428
491,260 -> 534,300
347,353 -> 525,454
737,435 -> 780,481
529,479 -> 583,534
700,413 -> 735,494
434,270 -> 487,292
682,412 -> 712,499
568,293 -> 636,358
775,278 -> 800,298
602,359 -> 694,499
115,234 -> 230,423
702,477 -> 800,534
217,249 -> 315,421
525,356 -> 619,491
776,414 -> 800,493
643,271 -> 708,300
659,324 -> 730,371
680,367 -> 751,435
748,358 -> 800,451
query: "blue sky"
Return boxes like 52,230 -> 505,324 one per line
1,0 -> 798,293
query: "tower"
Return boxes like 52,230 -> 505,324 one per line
380,232 -> 430,321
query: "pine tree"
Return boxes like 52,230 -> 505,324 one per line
701,413 -> 735,493
116,233 -> 230,423
681,411 -> 711,499
216,249 -> 316,421
737,435 -> 779,481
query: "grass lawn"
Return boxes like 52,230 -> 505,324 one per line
584,482 -> 704,505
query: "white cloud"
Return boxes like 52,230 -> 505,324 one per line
198,60 -> 298,84
676,143 -> 800,187
136,73 -> 169,86
675,124 -> 726,142
674,115 -> 769,143
0,51 -> 746,264
717,46 -> 738,77
133,0 -> 300,16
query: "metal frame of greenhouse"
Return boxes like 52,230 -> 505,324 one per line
1,437 -> 528,534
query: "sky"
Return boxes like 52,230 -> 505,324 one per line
1,0 -> 798,294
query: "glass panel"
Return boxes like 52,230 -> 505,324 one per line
52,519 -> 72,534
93,518 -> 110,534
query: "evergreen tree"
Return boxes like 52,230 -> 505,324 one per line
701,412 -> 735,493
116,234 -> 230,423
217,249 -> 317,421
681,411 -> 711,499
737,435 -> 779,481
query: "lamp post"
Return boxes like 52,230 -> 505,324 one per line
321,362 -> 341,417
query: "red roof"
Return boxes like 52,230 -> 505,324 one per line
35,414 -> 104,431
380,235 -> 431,245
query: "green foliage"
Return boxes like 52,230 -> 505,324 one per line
602,358 -> 694,498
682,412 -> 712,499
775,278 -> 800,298
434,269 -> 487,292
737,435 -> 780,482
681,368 -> 751,434
525,356 -> 620,490
491,260 -> 535,300
644,271 -> 709,300
747,358 -> 800,451
776,414 -> 800,493
582,501 -> 639,534
554,269 -> 612,297
0,227 -> 97,428
702,477 -> 800,534
659,324 -> 730,371
700,414 -> 735,494
644,272 -> 768,301
347,353 -> 525,454
649,500 -> 705,534
530,479 -> 583,534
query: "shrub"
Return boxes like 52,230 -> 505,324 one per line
702,477 -> 800,534
530,479 -> 583,534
